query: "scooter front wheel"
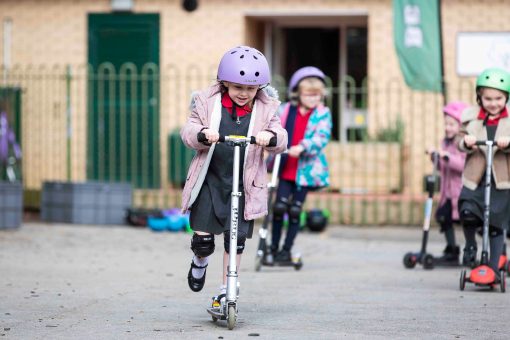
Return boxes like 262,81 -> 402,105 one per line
500,270 -> 506,293
459,270 -> 466,291
227,305 -> 237,330
254,255 -> 262,272
403,253 -> 416,269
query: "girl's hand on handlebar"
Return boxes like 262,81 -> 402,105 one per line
425,147 -> 436,155
497,137 -> 510,149
288,145 -> 304,158
464,135 -> 476,148
255,130 -> 274,146
202,129 -> 220,144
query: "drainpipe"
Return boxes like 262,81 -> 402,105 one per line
66,65 -> 72,181
2,17 -> 12,84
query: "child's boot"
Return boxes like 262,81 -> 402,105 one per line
434,245 -> 460,266
211,285 -> 227,310
462,245 -> 478,268
274,248 -> 292,263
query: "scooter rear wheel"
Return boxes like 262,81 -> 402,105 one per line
403,253 -> 416,269
459,270 -> 466,291
227,305 -> 236,330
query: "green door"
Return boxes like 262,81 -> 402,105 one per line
88,13 -> 160,188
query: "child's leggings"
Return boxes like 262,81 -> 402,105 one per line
271,179 -> 309,252
435,199 -> 456,246
464,225 -> 505,272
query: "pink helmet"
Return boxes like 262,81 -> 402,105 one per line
443,101 -> 469,123
217,46 -> 270,86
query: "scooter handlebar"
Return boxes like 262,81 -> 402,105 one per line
198,132 -> 276,146
474,140 -> 494,146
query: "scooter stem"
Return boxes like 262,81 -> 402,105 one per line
227,144 -> 241,303
481,141 -> 494,265
269,154 -> 282,188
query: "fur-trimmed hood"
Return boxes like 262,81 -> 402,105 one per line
189,83 -> 279,111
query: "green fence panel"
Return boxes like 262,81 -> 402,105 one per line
168,130 -> 194,188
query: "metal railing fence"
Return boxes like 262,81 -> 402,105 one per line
0,63 -> 477,225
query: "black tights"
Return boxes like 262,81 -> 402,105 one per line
271,180 -> 309,252
463,226 -> 504,272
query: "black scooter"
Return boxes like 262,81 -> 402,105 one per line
254,153 -> 303,271
403,152 -> 440,270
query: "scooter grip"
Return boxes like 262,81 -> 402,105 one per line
198,132 -> 225,144
197,132 -> 207,143
268,136 -> 277,147
249,136 -> 277,146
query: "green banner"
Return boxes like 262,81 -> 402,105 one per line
393,0 -> 443,92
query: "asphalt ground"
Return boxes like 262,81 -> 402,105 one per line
1,222 -> 509,339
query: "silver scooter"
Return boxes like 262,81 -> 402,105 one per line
201,133 -> 276,329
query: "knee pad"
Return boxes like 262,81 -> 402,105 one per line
460,209 -> 481,229
224,230 -> 247,254
288,202 -> 303,224
273,198 -> 289,222
191,233 -> 215,257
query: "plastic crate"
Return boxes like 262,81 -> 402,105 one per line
41,181 -> 132,225
0,181 -> 23,229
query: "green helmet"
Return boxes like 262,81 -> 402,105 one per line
476,68 -> 510,94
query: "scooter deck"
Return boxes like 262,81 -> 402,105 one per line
267,259 -> 303,269
207,307 -> 226,320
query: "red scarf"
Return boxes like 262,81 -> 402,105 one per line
221,93 -> 252,117
477,107 -> 508,126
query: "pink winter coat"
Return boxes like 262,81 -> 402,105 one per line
180,84 -> 288,220
437,138 -> 466,220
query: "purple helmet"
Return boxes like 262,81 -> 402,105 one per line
288,66 -> 326,94
217,46 -> 270,86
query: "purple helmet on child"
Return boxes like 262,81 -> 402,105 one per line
288,66 -> 326,95
217,46 -> 270,86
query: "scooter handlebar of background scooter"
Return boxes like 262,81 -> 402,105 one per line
198,132 -> 276,146
475,140 -> 494,146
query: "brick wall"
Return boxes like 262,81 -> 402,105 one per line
0,0 -> 509,200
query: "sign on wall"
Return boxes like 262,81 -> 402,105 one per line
457,32 -> 510,76
393,0 -> 443,93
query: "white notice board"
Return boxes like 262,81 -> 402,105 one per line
456,32 -> 510,76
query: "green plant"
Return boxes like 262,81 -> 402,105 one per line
373,116 -> 404,143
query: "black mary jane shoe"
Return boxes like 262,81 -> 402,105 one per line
187,261 -> 208,292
